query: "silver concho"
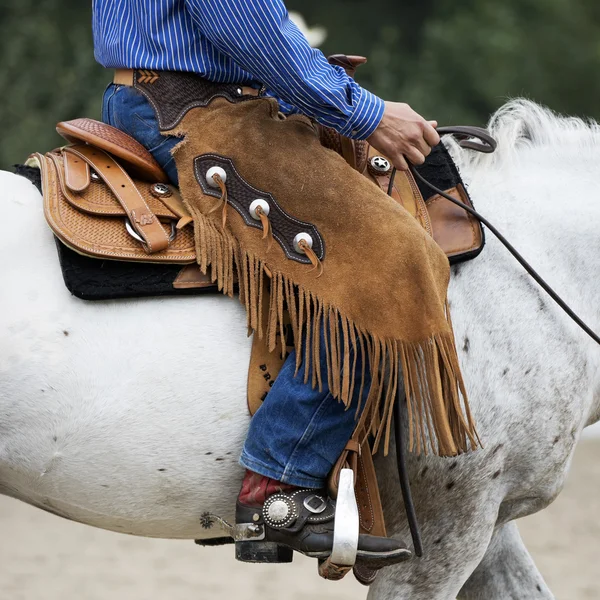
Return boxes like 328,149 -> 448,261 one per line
206,166 -> 227,188
293,232 -> 314,254
263,494 -> 297,529
249,198 -> 270,220
150,182 -> 172,198
369,155 -> 392,175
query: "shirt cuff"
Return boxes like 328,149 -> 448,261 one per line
337,86 -> 385,140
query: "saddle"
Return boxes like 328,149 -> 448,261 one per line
24,55 -> 486,586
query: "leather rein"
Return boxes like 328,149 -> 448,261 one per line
390,126 -> 600,561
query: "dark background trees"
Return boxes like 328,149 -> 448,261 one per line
2,0 -> 599,168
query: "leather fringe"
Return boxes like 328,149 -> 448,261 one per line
186,203 -> 480,457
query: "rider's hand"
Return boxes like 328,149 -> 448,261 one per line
367,102 -> 440,171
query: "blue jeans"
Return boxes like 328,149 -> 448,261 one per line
102,83 -> 369,488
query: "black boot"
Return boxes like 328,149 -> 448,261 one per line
235,488 -> 411,568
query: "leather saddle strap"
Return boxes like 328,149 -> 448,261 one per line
328,428 -> 386,537
64,145 -> 170,253
64,150 -> 91,192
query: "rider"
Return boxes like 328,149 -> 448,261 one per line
92,0 -> 440,569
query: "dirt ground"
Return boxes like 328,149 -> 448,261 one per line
1,441 -> 598,600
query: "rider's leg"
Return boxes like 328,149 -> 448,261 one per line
101,83 -> 180,184
102,82 -> 367,487
239,324 -> 368,490
235,324 -> 410,567
102,82 -> 371,486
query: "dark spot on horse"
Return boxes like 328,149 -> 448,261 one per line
52,435 -> 57,442
205,452 -> 213,456
41,389 -> 45,393
446,481 -> 455,491
462,337 -> 470,353
570,428 -> 577,440
63,330 -> 69,336
492,470 -> 501,479
226,452 -> 232,456
158,468 -> 166,472
434,537 -> 443,545
536,584 -> 542,592
420,467 -> 429,478
525,367 -> 532,375
215,457 -> 225,462
538,298 -> 546,312
502,368 -> 509,376
553,436 -> 560,445
448,463 -> 457,471
101,484 -> 109,488
453,265 -> 462,277
492,444 -> 504,455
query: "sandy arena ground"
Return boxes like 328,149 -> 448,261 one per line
0,440 -> 598,600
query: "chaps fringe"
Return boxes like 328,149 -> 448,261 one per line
185,202 -> 479,457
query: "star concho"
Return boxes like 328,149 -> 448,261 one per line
368,155 -> 392,176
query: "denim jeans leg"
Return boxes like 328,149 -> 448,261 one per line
240,324 -> 371,488
101,83 -> 180,185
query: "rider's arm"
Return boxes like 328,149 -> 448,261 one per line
184,0 -> 384,140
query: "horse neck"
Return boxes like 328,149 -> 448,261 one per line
454,143 -> 600,362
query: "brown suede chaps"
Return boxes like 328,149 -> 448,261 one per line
168,94 -> 478,457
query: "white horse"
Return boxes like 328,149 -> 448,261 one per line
0,99 -> 598,599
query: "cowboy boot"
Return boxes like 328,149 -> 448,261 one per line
234,471 -> 411,568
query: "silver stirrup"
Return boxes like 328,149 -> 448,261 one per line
330,468 -> 359,566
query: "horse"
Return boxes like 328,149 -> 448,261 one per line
0,99 -> 598,600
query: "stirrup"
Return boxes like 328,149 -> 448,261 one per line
317,468 -> 359,580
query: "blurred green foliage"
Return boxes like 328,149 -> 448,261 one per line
2,0 -> 600,169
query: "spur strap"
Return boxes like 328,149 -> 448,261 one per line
64,145 -> 170,253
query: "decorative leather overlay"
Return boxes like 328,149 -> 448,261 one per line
133,70 -> 261,131
194,154 -> 325,264
261,490 -> 335,530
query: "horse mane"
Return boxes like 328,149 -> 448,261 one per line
446,98 -> 600,174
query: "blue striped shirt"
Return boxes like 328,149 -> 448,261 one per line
92,0 -> 384,139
